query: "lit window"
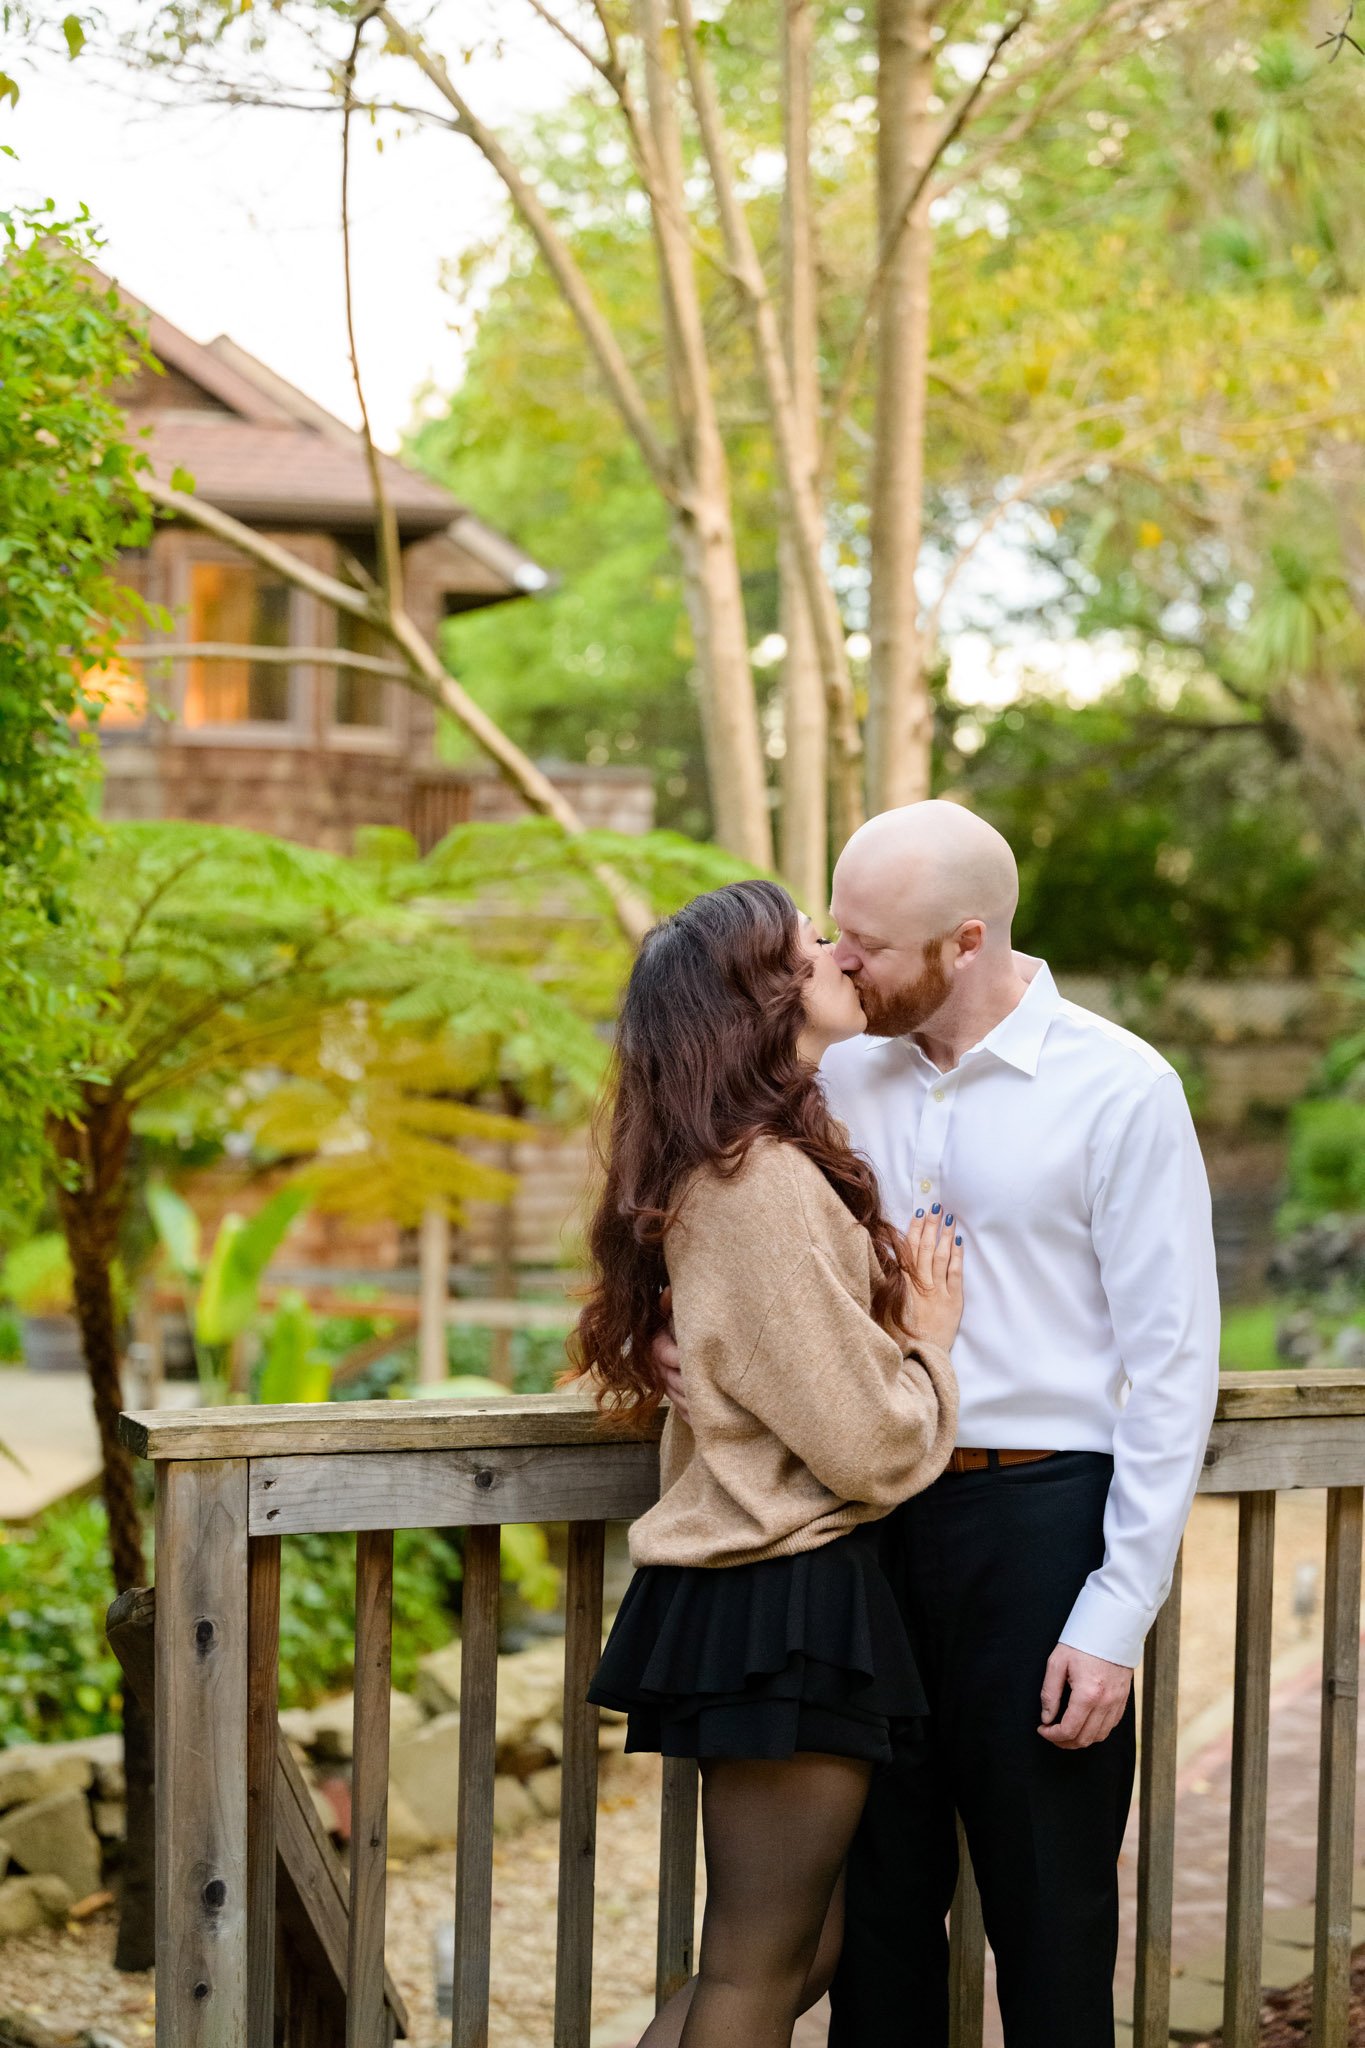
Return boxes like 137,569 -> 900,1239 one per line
184,562 -> 294,725
335,608 -> 390,728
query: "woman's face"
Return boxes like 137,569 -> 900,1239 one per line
795,915 -> 866,1059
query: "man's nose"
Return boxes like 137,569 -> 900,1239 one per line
830,936 -> 858,971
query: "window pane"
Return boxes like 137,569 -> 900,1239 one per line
184,562 -> 293,725
335,610 -> 390,728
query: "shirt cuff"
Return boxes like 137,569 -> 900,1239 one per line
1058,1579 -> 1148,1670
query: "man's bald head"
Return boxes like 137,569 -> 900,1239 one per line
829,803 -> 1021,1037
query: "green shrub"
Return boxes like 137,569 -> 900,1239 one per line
0,1498 -> 133,1745
1284,1100 -> 1365,1226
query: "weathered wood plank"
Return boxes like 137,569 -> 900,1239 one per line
555,1521 -> 606,2048
246,1535 -> 280,2048
348,1529 -> 395,2048
453,1524 -> 501,2048
1312,1486 -> 1364,2048
121,1389 -> 664,1460
1197,1415 -> 1365,1494
656,1757 -> 699,2009
106,1577 -> 408,2037
248,1442 -> 661,1536
155,1459 -> 250,2048
1210,1369 -> 1365,1420
1132,1549 -> 1183,2048
947,1818 -> 986,2048
1222,1491 -> 1276,2048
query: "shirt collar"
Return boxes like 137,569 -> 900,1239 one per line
904,953 -> 1062,1079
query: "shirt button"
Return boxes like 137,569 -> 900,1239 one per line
920,1179 -> 932,1193
934,1089 -> 945,1102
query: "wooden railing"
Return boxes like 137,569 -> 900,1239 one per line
115,1368 -> 1365,2048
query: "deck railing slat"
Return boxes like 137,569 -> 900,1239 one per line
452,1523 -> 501,2048
555,1520 -> 607,2048
347,1528 -> 395,2048
1222,1489 -> 1277,2048
154,1458 -> 251,2048
1312,1485 -> 1364,2048
1132,1547 -> 1183,2048
247,1533 -> 282,2048
947,1818 -> 986,2048
656,1756 -> 700,2008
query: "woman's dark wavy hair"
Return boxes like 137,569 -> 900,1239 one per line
566,878 -> 915,1421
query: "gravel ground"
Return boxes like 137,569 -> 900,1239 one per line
1189,1945 -> 1365,2046
0,1489 -> 1355,2045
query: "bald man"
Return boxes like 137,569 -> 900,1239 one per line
658,801 -> 1221,2047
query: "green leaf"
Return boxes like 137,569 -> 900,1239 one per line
195,1183 -> 309,1347
61,15 -> 85,58
169,464 -> 196,495
146,1180 -> 201,1279
257,1290 -> 332,1405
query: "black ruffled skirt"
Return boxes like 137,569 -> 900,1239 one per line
587,1518 -> 925,1765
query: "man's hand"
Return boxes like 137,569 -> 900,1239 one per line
1038,1643 -> 1133,1750
651,1286 -> 690,1426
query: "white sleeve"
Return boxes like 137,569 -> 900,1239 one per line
1059,1069 -> 1221,1667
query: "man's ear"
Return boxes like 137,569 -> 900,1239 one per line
954,919 -> 988,966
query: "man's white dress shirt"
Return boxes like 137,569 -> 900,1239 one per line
819,953 -> 1221,1670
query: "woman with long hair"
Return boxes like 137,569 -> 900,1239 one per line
566,879 -> 961,2048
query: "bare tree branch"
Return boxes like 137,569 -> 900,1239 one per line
818,6 -> 1031,489
376,3 -> 682,508
341,7 -> 404,614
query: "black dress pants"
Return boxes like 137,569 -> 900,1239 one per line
828,1451 -> 1136,2048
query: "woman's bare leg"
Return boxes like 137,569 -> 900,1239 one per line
635,1753 -> 870,2048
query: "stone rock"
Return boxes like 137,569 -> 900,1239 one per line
529,1715 -> 562,1761
1275,1309 -> 1322,1366
278,1707 -> 319,1749
0,1842 -> 7,1882
0,1791 -> 101,1901
1333,1323 -> 1365,1370
307,1690 -> 423,1762
495,1642 -> 570,1748
93,1758 -> 125,1803
525,1766 -> 562,1819
92,1800 -> 125,1841
388,1713 -> 461,1846
415,1641 -> 462,1719
0,1750 -> 93,1815
383,1783 -> 436,1860
496,1732 -> 558,1781
597,1718 -> 630,1754
491,1776 -> 536,1837
0,1872 -> 74,1938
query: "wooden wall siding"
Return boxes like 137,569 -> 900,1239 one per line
456,1126 -> 593,1272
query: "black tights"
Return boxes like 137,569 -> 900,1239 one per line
637,1752 -> 872,2048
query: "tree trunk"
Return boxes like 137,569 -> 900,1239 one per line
51,1094 -> 156,1971
778,0 -> 829,909
636,0 -> 773,871
867,0 -> 936,814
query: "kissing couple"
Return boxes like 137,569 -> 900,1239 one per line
567,799 -> 1220,2048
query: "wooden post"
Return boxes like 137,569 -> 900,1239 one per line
1312,1486 -> 1364,2048
947,1816 -> 986,2048
154,1458 -> 251,2047
347,1528 -> 395,2047
1133,1549 -> 1183,2048
246,1535 -> 281,2048
656,1757 -> 699,2007
452,1524 -> 501,2048
1222,1490 -> 1276,2048
419,1203 -> 449,1385
555,1521 -> 606,2048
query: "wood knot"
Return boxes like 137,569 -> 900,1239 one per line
203,1878 -> 227,1909
193,1981 -> 210,2001
475,1470 -> 495,1490
194,1618 -> 215,1652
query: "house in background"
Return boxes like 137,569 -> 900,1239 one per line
92,271 -> 654,851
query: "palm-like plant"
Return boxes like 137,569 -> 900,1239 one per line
46,811 -> 748,1965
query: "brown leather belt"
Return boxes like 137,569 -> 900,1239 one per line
945,1447 -> 1058,1475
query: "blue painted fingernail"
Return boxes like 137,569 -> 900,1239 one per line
915,1209 -> 924,1218
945,1214 -> 954,1225
932,1203 -> 941,1214
955,1235 -> 963,1245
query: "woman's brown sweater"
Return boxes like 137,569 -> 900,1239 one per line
629,1137 -> 959,1569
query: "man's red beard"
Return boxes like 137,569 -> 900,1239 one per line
854,940 -> 953,1038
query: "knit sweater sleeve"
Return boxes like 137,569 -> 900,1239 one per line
666,1144 -> 957,1508
729,1247 -> 957,1506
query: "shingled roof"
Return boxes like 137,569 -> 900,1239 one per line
95,265 -> 550,607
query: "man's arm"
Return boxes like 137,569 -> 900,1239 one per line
1041,1068 -> 1221,1749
